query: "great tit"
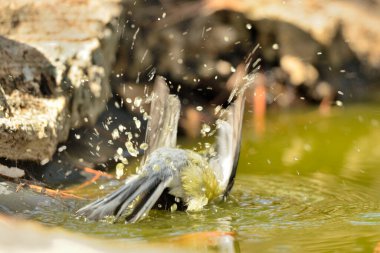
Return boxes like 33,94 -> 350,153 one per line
77,75 -> 249,223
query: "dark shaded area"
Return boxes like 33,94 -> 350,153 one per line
112,0 -> 379,113
0,96 -> 145,189
152,188 -> 187,211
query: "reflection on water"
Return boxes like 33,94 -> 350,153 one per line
23,105 -> 380,252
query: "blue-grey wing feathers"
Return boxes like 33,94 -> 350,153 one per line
141,76 -> 181,165
77,77 -> 180,222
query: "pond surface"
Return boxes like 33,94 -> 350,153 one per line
31,104 -> 380,252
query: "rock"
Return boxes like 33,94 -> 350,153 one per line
0,163 -> 24,178
0,0 -> 123,161
280,55 -> 318,87
0,181 -> 66,214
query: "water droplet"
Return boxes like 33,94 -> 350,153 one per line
131,27 -> 140,50
147,67 -> 156,81
118,124 -> 126,132
112,129 -> 120,140
58,145 -> 67,152
170,203 -> 177,212
121,157 -> 129,165
133,117 -> 141,129
115,163 -> 124,179
125,141 -> 139,157
214,105 -> 222,115
201,124 -> 211,137
134,97 -> 142,107
143,112 -> 149,121
140,143 -> 148,150
40,158 -> 49,165
125,132 -> 133,140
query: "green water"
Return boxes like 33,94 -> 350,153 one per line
35,104 -> 380,252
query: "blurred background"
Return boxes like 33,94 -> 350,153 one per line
110,0 -> 380,137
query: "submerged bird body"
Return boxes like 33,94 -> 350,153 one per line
78,75 -> 249,223
133,147 -> 223,213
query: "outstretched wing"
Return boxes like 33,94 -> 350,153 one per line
141,76 -> 181,165
78,77 -> 181,223
210,87 -> 246,197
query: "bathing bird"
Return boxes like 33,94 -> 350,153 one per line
77,75 -> 250,223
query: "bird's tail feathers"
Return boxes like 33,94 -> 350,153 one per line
77,173 -> 170,223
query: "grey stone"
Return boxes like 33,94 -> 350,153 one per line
0,0 -> 123,161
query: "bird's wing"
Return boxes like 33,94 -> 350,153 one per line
77,171 -> 173,222
141,76 -> 181,165
210,87 -> 246,196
